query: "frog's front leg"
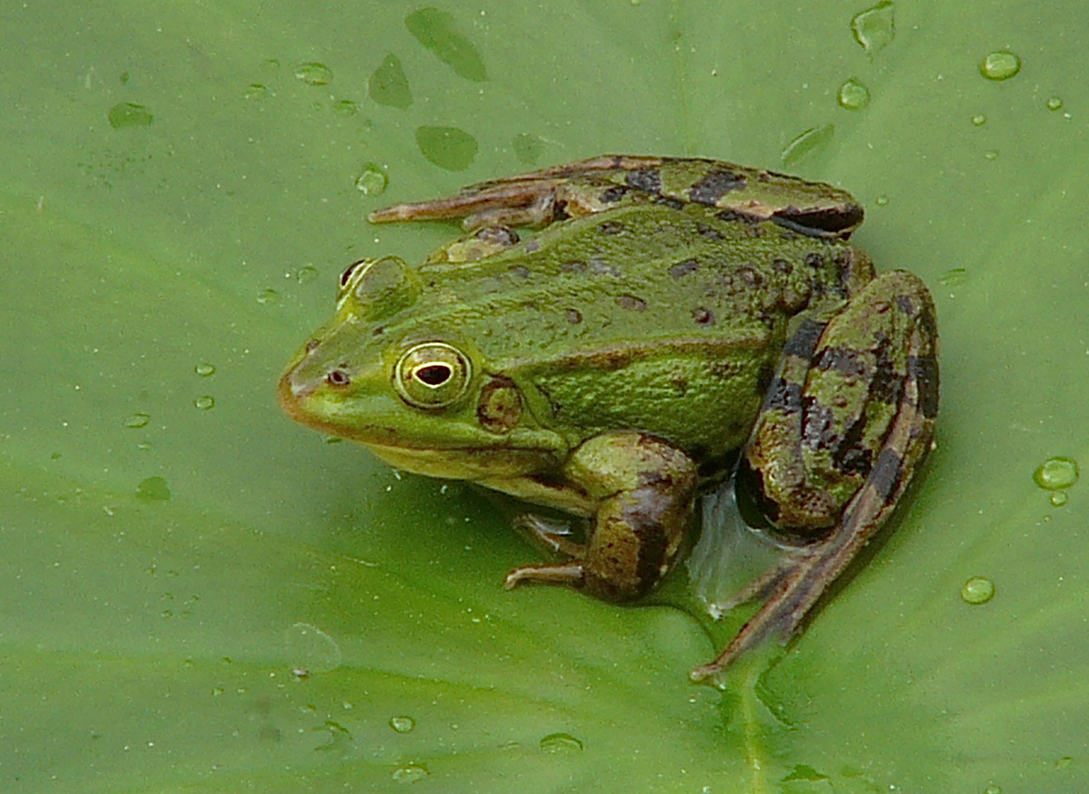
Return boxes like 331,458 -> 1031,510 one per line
504,432 -> 698,602
690,270 -> 938,681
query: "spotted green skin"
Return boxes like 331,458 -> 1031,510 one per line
280,156 -> 939,680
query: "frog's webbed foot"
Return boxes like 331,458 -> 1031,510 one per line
691,271 -> 939,682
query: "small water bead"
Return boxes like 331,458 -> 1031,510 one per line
875,195 -> 889,206
389,716 -> 415,734
984,150 -> 999,161
961,576 -> 995,605
294,62 -> 333,85
938,268 -> 968,287
850,1 -> 896,56
539,732 -> 584,754
391,765 -> 428,783
355,164 -> 388,196
837,79 -> 871,110
296,265 -> 319,284
1034,457 -> 1079,490
333,99 -> 358,116
1047,96 -> 1064,111
984,786 -> 1002,794
194,363 -> 215,377
125,413 -> 150,429
1050,491 -> 1068,507
256,288 -> 280,305
971,114 -> 987,126
108,102 -> 154,129
980,51 -> 1021,81
242,84 -> 267,100
193,395 -> 215,410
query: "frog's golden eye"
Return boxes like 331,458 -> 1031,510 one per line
394,342 -> 472,409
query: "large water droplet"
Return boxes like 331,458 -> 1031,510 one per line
961,576 -> 995,605
125,413 -> 151,428
136,476 -> 171,502
193,395 -> 215,410
416,125 -> 478,171
296,265 -> 319,284
284,622 -> 343,673
1033,457 -> 1079,490
539,732 -> 584,754
1047,96 -> 1064,111
108,102 -> 154,129
389,716 -> 416,733
257,288 -> 280,305
405,7 -> 487,82
979,51 -> 1021,81
369,54 -> 413,109
194,363 -> 216,377
294,62 -> 333,86
781,124 -> 834,166
971,114 -> 987,126
851,1 -> 895,56
355,163 -> 388,196
837,79 -> 871,110
392,764 -> 428,783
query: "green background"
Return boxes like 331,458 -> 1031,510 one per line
2,1 -> 1086,791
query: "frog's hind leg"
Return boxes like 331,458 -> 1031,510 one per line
368,155 -> 674,230
691,271 -> 939,682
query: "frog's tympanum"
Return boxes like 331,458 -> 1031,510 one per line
279,155 -> 938,681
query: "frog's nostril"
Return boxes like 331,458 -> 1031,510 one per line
326,368 -> 351,387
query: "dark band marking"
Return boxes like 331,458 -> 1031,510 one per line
764,378 -> 803,413
869,448 -> 904,504
655,195 -> 686,210
801,397 -> 836,450
832,416 -> 873,477
626,168 -> 662,193
783,318 -> 827,360
600,186 -> 628,203
869,341 -> 904,405
772,204 -> 864,237
815,346 -> 868,378
895,294 -> 915,314
689,169 -> 746,205
909,354 -> 940,418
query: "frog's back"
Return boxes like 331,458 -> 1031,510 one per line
393,203 -> 859,457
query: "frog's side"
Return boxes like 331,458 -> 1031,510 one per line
279,155 -> 939,681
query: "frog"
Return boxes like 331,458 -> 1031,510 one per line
279,155 -> 939,682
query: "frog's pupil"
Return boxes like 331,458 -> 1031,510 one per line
415,364 -> 452,386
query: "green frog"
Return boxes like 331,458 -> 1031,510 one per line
279,155 -> 939,681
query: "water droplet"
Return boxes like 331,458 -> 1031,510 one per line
837,79 -> 871,110
193,395 -> 215,410
369,54 -> 413,109
392,764 -> 428,783
389,716 -> 416,733
257,288 -> 280,305
405,7 -> 487,82
984,149 -> 999,161
938,268 -> 968,287
108,102 -> 154,129
136,476 -> 171,502
194,363 -> 216,377
984,786 -> 1002,794
1050,491 -> 1068,507
980,51 -> 1021,81
1034,457 -> 1079,490
539,732 -> 584,754
780,124 -> 835,166
1055,756 -> 1073,770
294,62 -> 333,86
355,163 -> 388,196
875,195 -> 889,206
284,622 -> 343,673
416,125 -> 478,171
296,265 -> 319,284
851,1 -> 895,56
971,114 -> 987,126
262,59 -> 280,71
513,132 -> 545,165
961,576 -> 995,605
1047,96 -> 1064,111
333,99 -> 358,116
125,413 -> 150,429
243,84 -> 267,101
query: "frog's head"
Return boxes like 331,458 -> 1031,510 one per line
278,256 -> 564,481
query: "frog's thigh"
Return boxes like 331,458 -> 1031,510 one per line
505,432 -> 698,602
746,270 -> 939,532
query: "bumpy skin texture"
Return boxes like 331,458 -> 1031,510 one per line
281,155 -> 938,682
